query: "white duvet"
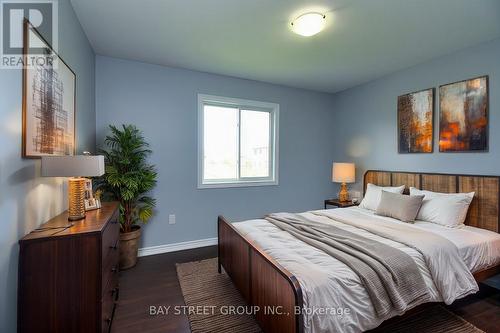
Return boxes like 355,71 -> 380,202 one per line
232,207 -> 499,333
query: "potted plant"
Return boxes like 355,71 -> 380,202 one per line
97,124 -> 157,269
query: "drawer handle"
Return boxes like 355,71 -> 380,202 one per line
111,266 -> 118,273
112,287 -> 120,301
111,220 -> 118,224
105,318 -> 112,324
111,287 -> 119,301
109,241 -> 118,250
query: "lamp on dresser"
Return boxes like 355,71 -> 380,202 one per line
41,154 -> 105,220
332,162 -> 355,202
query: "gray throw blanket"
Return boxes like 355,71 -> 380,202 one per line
266,213 -> 430,317
314,208 -> 478,304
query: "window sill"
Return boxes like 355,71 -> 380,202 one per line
197,180 -> 278,189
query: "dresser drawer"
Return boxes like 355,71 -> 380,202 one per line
101,278 -> 118,333
102,216 -> 119,261
102,247 -> 119,293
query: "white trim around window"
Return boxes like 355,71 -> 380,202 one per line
197,94 -> 279,189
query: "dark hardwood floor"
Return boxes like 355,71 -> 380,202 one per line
448,285 -> 500,332
111,246 -> 217,333
112,246 -> 500,333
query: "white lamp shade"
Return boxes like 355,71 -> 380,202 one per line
41,155 -> 105,177
332,163 -> 355,183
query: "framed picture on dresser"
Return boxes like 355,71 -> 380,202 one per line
397,88 -> 434,153
439,76 -> 488,152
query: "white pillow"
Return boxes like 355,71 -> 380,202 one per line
409,187 -> 475,228
359,183 -> 405,211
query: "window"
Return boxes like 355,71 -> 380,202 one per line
198,94 -> 279,188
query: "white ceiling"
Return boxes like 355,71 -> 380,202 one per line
71,0 -> 500,93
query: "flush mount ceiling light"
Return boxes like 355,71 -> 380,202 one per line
290,12 -> 326,37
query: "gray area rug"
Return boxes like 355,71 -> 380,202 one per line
176,258 -> 484,333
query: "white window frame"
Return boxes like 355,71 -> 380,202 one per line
198,94 -> 279,189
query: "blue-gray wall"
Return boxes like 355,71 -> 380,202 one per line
0,1 -> 95,331
96,38 -> 500,250
330,38 -> 500,192
95,55 -> 337,248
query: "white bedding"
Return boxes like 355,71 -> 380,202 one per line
232,207 -> 499,333
408,218 -> 500,273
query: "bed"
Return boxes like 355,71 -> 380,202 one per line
217,170 -> 500,333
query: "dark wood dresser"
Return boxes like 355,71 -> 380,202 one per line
18,202 -> 120,333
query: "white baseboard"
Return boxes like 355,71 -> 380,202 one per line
138,237 -> 218,257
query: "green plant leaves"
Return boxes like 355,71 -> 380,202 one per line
95,124 -> 158,232
138,205 -> 154,223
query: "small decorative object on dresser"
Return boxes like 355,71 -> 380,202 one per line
96,125 -> 158,270
18,202 -> 120,333
324,198 -> 359,209
332,162 -> 355,202
84,178 -> 102,211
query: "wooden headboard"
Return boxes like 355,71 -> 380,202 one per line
364,170 -> 500,233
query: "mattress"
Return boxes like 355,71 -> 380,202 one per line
409,217 -> 500,273
232,207 -> 497,333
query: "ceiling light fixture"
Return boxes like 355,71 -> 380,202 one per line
290,12 -> 326,37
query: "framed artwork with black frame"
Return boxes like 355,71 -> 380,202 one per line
397,88 -> 434,154
22,19 -> 76,158
439,76 -> 488,152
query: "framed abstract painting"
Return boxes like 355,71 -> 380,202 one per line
439,76 -> 488,152
22,20 -> 76,158
397,88 -> 434,153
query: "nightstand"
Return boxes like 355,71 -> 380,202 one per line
324,198 -> 359,209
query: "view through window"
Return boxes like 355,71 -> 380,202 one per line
199,95 -> 278,188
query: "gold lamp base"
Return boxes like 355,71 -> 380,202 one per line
68,177 -> 86,221
338,182 -> 350,202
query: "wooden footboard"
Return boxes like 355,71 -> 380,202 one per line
473,264 -> 500,282
218,216 -> 304,333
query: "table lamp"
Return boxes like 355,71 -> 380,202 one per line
332,162 -> 355,202
41,155 -> 105,221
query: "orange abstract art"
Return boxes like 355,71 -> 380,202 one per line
398,88 -> 434,153
439,76 -> 488,152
